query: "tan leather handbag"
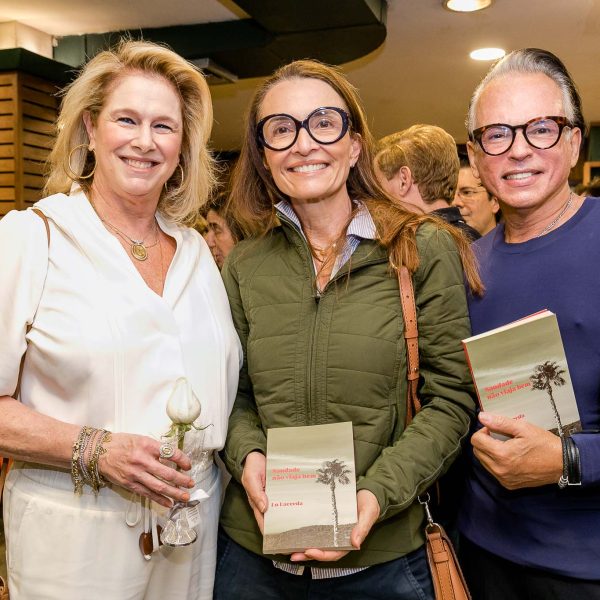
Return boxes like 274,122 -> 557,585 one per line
0,575 -> 8,600
398,267 -> 471,600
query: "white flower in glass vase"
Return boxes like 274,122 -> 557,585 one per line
160,377 -> 210,548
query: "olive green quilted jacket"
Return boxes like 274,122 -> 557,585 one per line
220,214 -> 476,568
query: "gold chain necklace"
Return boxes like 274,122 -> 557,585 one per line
90,198 -> 159,261
104,221 -> 159,261
311,240 -> 339,263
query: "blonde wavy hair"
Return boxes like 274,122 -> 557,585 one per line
44,39 -> 216,225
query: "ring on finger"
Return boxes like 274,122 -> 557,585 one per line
159,442 -> 175,459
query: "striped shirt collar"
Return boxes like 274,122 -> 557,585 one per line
275,199 -> 377,284
275,199 -> 376,241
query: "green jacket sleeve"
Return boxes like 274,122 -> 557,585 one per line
356,227 -> 477,520
220,249 -> 267,482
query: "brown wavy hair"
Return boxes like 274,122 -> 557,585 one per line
228,59 -> 482,293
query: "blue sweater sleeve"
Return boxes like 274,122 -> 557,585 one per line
572,432 -> 600,486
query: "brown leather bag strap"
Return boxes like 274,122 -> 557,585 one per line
4,209 -> 51,506
0,457 -> 10,502
399,267 -> 472,600
398,266 -> 421,426
32,208 -> 50,247
13,208 -> 51,401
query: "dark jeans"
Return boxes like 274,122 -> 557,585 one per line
460,536 -> 600,600
214,528 -> 434,600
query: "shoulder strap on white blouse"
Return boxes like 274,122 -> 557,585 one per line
32,208 -> 50,247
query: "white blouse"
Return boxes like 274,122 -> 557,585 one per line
0,190 -> 242,470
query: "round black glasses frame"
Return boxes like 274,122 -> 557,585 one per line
256,106 -> 351,151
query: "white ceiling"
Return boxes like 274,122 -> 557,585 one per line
2,0 -> 599,150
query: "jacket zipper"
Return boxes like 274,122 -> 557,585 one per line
276,212 -> 389,424
306,297 -> 319,423
277,213 -> 321,423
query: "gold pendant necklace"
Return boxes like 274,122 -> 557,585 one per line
105,221 -> 159,261
131,241 -> 150,261
89,198 -> 159,261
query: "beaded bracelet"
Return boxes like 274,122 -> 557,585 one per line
88,429 -> 112,494
558,434 -> 570,489
71,426 -> 112,495
78,427 -> 97,485
71,426 -> 94,494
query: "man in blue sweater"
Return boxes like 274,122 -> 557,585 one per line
459,48 -> 600,598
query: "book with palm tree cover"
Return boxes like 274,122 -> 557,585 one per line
462,310 -> 581,439
263,422 -> 358,555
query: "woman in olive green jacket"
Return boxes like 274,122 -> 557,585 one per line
214,59 -> 481,600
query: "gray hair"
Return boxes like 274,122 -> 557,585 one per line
466,48 -> 585,138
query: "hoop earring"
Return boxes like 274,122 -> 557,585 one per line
66,144 -> 96,180
164,163 -> 185,193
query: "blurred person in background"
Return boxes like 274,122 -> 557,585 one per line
574,175 -> 600,197
453,154 -> 500,236
202,190 -> 243,269
375,124 -> 480,241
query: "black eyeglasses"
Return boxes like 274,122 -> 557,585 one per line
471,116 -> 571,156
256,106 -> 351,151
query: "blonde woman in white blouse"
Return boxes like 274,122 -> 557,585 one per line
0,41 -> 241,600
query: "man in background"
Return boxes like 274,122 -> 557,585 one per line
375,124 -> 479,240
453,154 -> 500,236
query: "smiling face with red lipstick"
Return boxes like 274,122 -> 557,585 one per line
258,78 -> 361,209
467,72 -> 581,241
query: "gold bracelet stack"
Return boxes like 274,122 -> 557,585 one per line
71,426 -> 112,495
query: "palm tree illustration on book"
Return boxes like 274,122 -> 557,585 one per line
316,459 -> 352,547
262,422 -> 357,554
530,361 -> 568,438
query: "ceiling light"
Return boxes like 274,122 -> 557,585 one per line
444,0 -> 492,12
470,47 -> 506,61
